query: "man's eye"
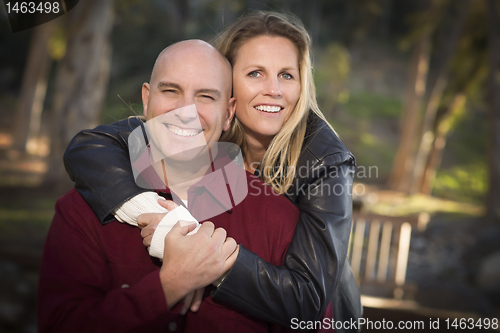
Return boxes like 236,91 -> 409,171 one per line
248,71 -> 261,78
201,95 -> 215,100
281,73 -> 293,80
163,89 -> 177,93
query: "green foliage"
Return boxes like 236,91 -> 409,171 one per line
331,91 -> 403,182
342,91 -> 402,119
366,192 -> 483,217
429,102 -> 487,204
48,25 -> 67,60
0,196 -> 54,238
399,0 -> 450,51
315,43 -> 351,110
433,163 -> 487,204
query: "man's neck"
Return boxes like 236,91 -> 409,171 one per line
152,156 -> 211,201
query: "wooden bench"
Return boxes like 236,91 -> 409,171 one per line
348,212 -> 429,300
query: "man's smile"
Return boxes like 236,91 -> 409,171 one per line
165,123 -> 203,137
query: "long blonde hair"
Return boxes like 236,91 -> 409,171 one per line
214,11 -> 331,194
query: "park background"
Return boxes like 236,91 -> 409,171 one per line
0,0 -> 499,332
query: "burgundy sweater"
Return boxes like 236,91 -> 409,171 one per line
38,172 -> 300,333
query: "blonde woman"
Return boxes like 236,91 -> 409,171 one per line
64,12 -> 361,332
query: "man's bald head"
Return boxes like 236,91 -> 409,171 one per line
141,39 -> 236,151
150,40 -> 232,96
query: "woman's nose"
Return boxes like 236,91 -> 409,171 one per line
264,77 -> 283,98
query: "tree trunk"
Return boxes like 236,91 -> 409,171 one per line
11,20 -> 56,153
308,0 -> 323,44
420,94 -> 466,195
172,0 -> 190,39
486,0 -> 500,218
378,0 -> 393,40
43,0 -> 114,191
387,37 -> 430,192
410,0 -> 473,194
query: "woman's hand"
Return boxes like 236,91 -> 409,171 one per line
180,288 -> 205,315
138,199 -> 179,250
138,212 -> 165,250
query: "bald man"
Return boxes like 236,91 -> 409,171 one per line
38,41 -> 299,333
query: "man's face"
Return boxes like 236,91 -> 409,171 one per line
142,42 -> 234,161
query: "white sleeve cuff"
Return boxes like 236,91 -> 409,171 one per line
112,192 -> 168,226
149,205 -> 200,259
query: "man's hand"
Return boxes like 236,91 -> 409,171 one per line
159,220 -> 238,309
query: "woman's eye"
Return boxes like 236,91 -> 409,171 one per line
281,73 -> 293,80
248,71 -> 261,78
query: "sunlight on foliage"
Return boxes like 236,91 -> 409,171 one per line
364,192 -> 483,217
333,91 -> 402,180
343,91 -> 402,119
360,132 -> 377,145
48,26 -> 67,60
315,42 -> 351,111
433,163 -> 487,204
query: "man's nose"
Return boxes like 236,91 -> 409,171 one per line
173,101 -> 198,124
264,77 -> 283,98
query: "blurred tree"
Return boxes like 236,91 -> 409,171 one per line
307,0 -> 323,44
342,0 -> 387,46
410,0 -> 473,194
420,1 -> 489,195
388,0 -> 437,192
11,20 -> 57,154
315,43 -> 351,118
420,94 -> 466,195
389,0 -> 476,195
44,0 -> 115,189
152,0 -> 190,39
387,35 -> 431,192
486,0 -> 500,218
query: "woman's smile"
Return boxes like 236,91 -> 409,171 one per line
253,104 -> 284,117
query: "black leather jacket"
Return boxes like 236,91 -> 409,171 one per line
64,112 -> 362,332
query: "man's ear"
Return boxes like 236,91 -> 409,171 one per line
223,97 -> 236,132
142,83 -> 150,118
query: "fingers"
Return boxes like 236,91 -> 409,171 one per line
190,288 -> 204,312
196,221 -> 215,237
140,226 -> 149,239
158,199 -> 178,211
222,244 -> 239,272
211,227 -> 227,245
137,212 -> 166,229
160,221 -> 236,299
220,237 -> 237,258
137,213 -> 154,229
179,220 -> 198,233
197,222 -> 227,246
169,220 -> 197,237
181,291 -> 195,315
180,288 -> 204,315
140,225 -> 154,249
142,234 -> 152,249
139,213 -> 166,250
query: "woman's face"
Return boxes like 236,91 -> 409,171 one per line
232,35 -> 301,144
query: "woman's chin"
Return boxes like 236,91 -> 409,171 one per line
250,127 -> 281,140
